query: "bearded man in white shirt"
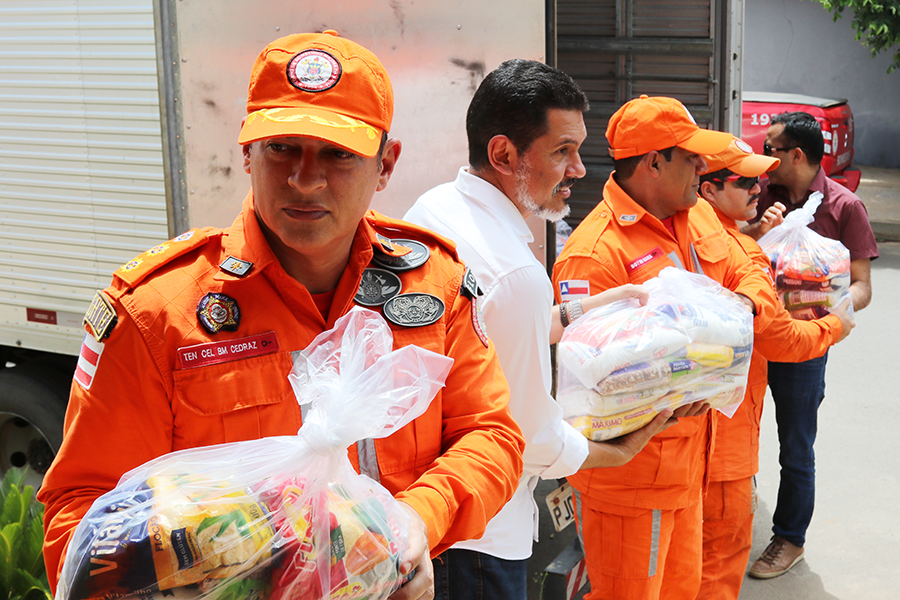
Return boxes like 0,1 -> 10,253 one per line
404,59 -> 694,600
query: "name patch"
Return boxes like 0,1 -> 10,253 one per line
178,331 -> 279,369
626,246 -> 664,274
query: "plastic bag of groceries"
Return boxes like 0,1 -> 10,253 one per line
57,306 -> 453,600
556,268 -> 753,441
757,192 -> 853,320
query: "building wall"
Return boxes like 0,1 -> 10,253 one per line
744,0 -> 900,168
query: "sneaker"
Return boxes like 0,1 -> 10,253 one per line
748,536 -> 805,579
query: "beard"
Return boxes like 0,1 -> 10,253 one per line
515,158 -> 572,223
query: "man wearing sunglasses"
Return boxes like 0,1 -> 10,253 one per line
742,111 -> 878,579
696,138 -> 854,598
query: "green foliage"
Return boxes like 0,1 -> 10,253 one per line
813,0 -> 900,73
0,469 -> 51,600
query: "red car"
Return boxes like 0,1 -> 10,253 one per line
741,91 -> 860,192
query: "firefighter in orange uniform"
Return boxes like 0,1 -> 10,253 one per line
553,95 -> 786,600
695,137 -> 853,599
38,31 -> 525,600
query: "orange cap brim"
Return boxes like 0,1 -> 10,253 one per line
677,128 -> 734,156
238,106 -> 384,157
728,154 -> 780,177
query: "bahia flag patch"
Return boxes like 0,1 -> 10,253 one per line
559,279 -> 590,300
74,333 -> 105,390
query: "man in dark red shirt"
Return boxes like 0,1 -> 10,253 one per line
744,111 -> 878,578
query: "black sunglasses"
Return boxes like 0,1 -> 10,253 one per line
763,142 -> 798,156
711,174 -> 760,190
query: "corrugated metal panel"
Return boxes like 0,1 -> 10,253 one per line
555,0 -> 729,226
0,0 -> 168,355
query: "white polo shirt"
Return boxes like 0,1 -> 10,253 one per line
404,167 -> 589,559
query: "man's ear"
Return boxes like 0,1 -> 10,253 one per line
698,180 -> 716,202
644,150 -> 662,178
486,135 -> 517,176
376,138 -> 402,192
242,142 -> 252,174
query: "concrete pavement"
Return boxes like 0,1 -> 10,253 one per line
740,241 -> 900,599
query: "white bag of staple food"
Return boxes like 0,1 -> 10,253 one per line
56,306 -> 453,600
757,192 -> 853,320
556,268 -> 753,441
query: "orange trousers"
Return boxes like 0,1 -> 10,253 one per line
575,495 -> 703,600
696,477 -> 755,600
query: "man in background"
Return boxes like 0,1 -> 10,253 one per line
697,137 -> 853,597
743,111 -> 877,578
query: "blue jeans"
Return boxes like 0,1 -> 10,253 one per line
768,352 -> 828,547
433,549 -> 527,600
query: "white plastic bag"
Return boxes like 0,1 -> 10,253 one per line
757,192 -> 853,320
57,306 -> 453,600
556,268 -> 752,441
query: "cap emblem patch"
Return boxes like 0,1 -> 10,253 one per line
197,292 -> 240,334
287,49 -> 341,92
735,139 -> 754,153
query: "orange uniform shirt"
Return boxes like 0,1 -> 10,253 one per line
708,206 -> 842,481
38,194 -> 525,591
552,175 -> 781,511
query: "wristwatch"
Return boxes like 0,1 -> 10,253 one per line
559,299 -> 584,328
569,298 -> 584,322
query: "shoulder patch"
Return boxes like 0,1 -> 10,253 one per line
83,290 -> 117,341
471,296 -> 489,347
113,228 -> 212,289
460,267 -> 483,299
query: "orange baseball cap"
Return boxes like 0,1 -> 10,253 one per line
606,95 -> 733,159
238,30 -> 392,157
703,136 -> 780,176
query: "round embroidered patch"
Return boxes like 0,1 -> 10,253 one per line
287,49 -> 342,92
147,243 -> 169,255
173,230 -> 195,243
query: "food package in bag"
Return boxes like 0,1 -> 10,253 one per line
556,268 -> 753,441
56,306 -> 453,600
757,192 -> 853,320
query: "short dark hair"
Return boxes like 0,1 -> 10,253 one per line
613,147 -> 675,180
772,112 -> 824,166
699,167 -> 733,189
467,59 -> 589,170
